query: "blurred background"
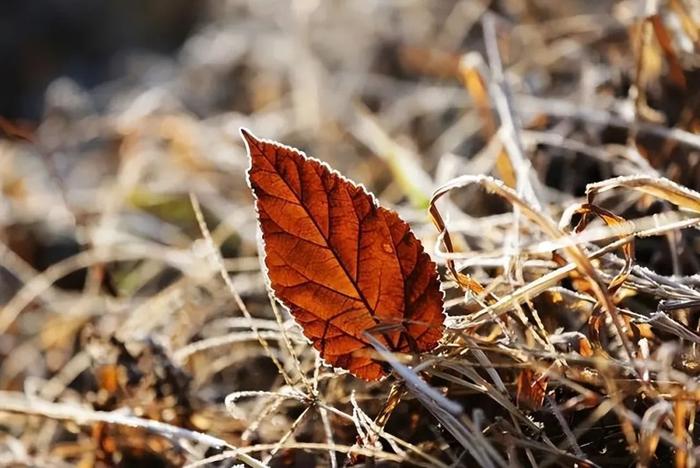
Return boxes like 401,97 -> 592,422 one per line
1,0 -> 700,466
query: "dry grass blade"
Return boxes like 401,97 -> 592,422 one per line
189,193 -> 294,386
587,175 -> 700,214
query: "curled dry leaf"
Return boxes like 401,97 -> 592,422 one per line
242,129 -> 445,381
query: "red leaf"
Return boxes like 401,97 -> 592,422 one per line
516,369 -> 548,410
242,129 -> 445,381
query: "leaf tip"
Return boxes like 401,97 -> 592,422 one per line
239,127 -> 258,148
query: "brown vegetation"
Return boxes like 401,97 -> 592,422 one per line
2,1 -> 700,467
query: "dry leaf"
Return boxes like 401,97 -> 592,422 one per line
242,129 -> 445,381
